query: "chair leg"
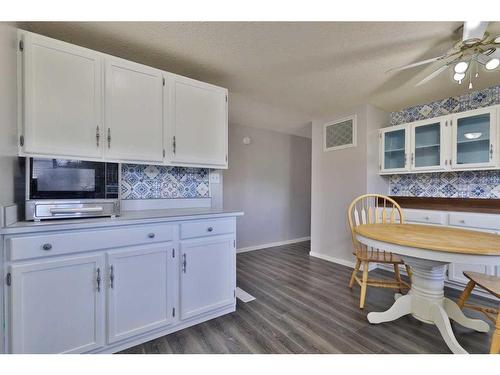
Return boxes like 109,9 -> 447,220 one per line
349,259 -> 361,288
359,261 -> 369,309
404,264 -> 412,282
393,264 -> 403,293
457,280 -> 475,309
490,307 -> 500,354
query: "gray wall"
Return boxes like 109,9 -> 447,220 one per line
223,124 -> 311,249
0,23 -> 21,208
310,104 -> 388,266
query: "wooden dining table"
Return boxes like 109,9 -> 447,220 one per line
354,223 -> 500,354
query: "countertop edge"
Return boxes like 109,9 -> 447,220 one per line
0,210 -> 244,235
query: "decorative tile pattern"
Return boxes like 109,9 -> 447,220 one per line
389,171 -> 500,199
389,85 -> 500,126
121,164 -> 210,200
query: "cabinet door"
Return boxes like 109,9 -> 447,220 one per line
105,58 -> 164,163
179,236 -> 235,320
380,125 -> 410,173
9,255 -> 105,353
410,118 -> 449,172
168,74 -> 228,167
21,32 -> 103,158
106,245 -> 175,343
451,108 -> 497,169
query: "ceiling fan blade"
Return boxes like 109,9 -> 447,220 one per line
415,65 -> 449,86
463,21 -> 489,42
386,55 -> 448,73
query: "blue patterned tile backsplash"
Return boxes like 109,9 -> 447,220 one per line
121,164 -> 210,200
389,171 -> 500,199
389,85 -> 500,126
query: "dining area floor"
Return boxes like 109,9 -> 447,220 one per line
120,241 -> 496,354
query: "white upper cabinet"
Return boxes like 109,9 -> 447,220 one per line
20,32 -> 103,158
379,105 -> 500,174
451,107 -> 497,169
379,124 -> 410,173
167,74 -> 228,168
104,57 -> 164,163
409,117 -> 449,172
18,30 -> 229,168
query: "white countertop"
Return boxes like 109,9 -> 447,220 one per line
1,208 -> 244,235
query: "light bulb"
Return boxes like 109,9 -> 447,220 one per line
454,72 -> 466,81
454,61 -> 469,74
485,58 -> 500,70
495,35 -> 500,44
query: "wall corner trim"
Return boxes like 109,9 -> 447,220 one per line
236,237 -> 310,254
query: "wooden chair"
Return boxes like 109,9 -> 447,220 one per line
347,194 -> 411,309
457,271 -> 500,354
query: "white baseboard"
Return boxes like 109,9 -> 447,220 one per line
237,237 -> 310,254
309,251 -> 377,271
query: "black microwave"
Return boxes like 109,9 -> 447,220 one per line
26,158 -> 120,221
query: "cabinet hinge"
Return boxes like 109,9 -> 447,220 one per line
225,154 -> 228,162
445,269 -> 449,277
172,248 -> 175,258
19,40 -> 23,51
172,136 -> 176,154
225,95 -> 228,102
234,289 -> 236,298
172,307 -> 175,317
163,149 -> 166,158
19,135 -> 24,147
162,77 -> 165,86
233,239 -> 236,248
6,273 -> 11,286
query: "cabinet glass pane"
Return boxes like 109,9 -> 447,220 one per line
456,114 -> 490,165
384,129 -> 405,169
415,122 -> 440,167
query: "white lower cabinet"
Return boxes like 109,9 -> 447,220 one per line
3,216 -> 238,353
106,245 -> 175,344
180,236 -> 236,320
9,255 -> 105,354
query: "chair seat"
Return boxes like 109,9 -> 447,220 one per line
354,249 -> 404,264
463,271 -> 500,298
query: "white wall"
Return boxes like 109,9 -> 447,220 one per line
310,104 -> 388,266
0,23 -> 20,209
223,124 -> 311,250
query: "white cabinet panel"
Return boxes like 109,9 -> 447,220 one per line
9,255 -> 105,353
404,209 -> 447,225
409,117 -> 449,172
21,32 -> 103,158
106,245 -> 175,343
379,124 -> 410,173
168,75 -> 228,167
451,108 -> 497,169
447,263 -> 495,285
180,235 -> 235,320
105,58 -> 164,163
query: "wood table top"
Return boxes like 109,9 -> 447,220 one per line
354,224 -> 500,256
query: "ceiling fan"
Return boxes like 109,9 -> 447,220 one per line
388,21 -> 500,88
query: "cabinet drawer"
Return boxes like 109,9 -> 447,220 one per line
7,224 -> 176,261
449,212 -> 500,231
180,219 -> 235,239
404,209 -> 447,225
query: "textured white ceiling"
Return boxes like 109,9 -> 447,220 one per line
20,22 -> 500,138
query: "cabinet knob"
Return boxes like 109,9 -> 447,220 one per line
424,216 -> 429,220
459,220 -> 465,224
42,243 -> 52,251
148,233 -> 155,238
207,227 -> 214,232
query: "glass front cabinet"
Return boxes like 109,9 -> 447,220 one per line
379,105 -> 499,174
451,107 -> 497,169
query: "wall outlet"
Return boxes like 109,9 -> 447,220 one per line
209,171 -> 221,184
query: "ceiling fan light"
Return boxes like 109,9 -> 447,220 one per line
494,35 -> 500,43
453,72 -> 466,81
485,58 -> 500,70
454,61 -> 469,74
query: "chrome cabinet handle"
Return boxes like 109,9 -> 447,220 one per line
411,153 -> 414,166
182,254 -> 187,273
459,219 -> 466,224
424,216 -> 429,220
96,268 -> 101,292
96,125 -> 100,147
148,233 -> 155,238
110,265 -> 114,289
172,136 -> 176,154
207,227 -> 214,232
107,128 -> 111,148
42,243 -> 52,251
490,144 -> 494,160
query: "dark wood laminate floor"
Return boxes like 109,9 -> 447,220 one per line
119,241 -> 497,354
